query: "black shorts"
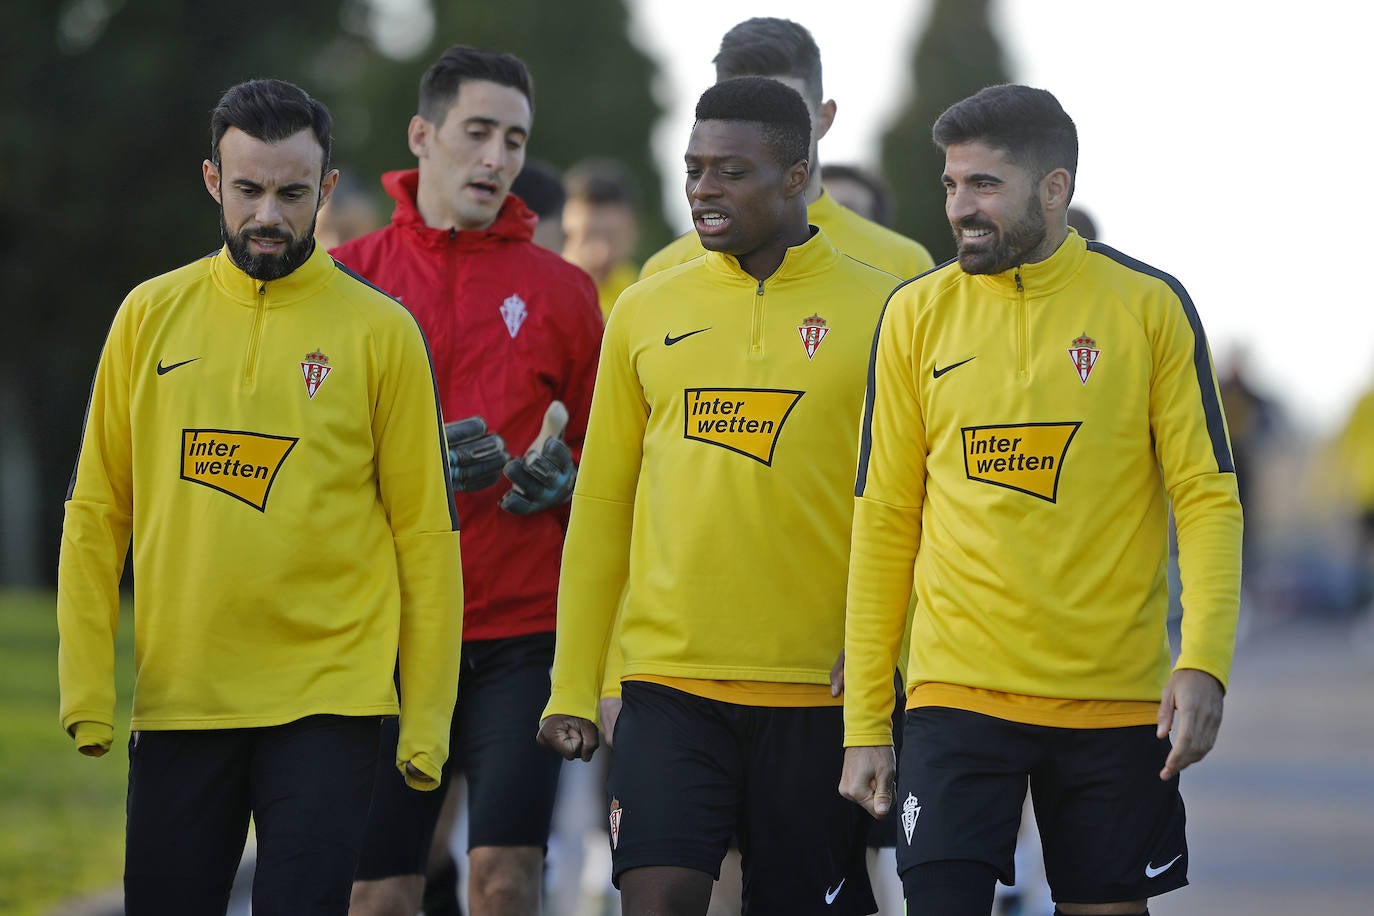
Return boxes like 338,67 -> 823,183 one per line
124,714 -> 380,916
609,681 -> 876,916
354,632 -> 564,880
896,707 -> 1188,905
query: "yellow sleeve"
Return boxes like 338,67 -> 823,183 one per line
844,295 -> 926,746
57,298 -> 137,754
544,307 -> 645,722
375,316 -> 465,789
1149,289 -> 1243,689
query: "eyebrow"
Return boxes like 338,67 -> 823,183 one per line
462,116 -> 528,141
229,178 -> 314,195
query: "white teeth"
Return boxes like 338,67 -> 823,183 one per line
962,228 -> 991,238
700,213 -> 726,225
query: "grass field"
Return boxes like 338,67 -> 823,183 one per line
0,589 -> 134,916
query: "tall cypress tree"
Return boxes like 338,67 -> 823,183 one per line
880,0 -> 1010,262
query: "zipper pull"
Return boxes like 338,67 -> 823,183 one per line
1014,271 -> 1023,293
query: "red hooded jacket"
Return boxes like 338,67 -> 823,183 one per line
332,169 -> 603,641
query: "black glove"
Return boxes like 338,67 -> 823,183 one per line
443,416 -> 510,492
499,437 -> 577,515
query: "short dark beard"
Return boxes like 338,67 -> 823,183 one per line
952,192 -> 1046,276
219,206 -> 318,281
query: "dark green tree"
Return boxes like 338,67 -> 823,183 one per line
0,0 -> 663,585
880,0 -> 1010,262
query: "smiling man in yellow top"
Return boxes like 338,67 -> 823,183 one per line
539,77 -> 896,916
839,85 -> 1242,916
56,79 -> 462,915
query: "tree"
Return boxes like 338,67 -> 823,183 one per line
0,0 -> 664,585
880,0 -> 1010,262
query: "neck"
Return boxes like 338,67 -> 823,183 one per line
735,218 -> 812,282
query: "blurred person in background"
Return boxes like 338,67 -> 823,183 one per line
512,159 -> 568,252
1337,381 -> 1374,618
561,158 -> 642,319
821,162 -> 895,227
57,78 -> 462,915
639,17 -> 935,283
332,45 -> 603,916
315,168 -> 382,249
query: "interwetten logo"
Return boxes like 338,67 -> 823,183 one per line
961,421 -> 1081,502
683,387 -> 803,465
181,429 -> 298,511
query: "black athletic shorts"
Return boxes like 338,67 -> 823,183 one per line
896,706 -> 1189,905
609,681 -> 876,916
124,714 -> 380,916
354,632 -> 563,880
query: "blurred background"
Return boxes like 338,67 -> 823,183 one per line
2,1 -> 1372,914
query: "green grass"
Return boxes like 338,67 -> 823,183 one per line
0,589 -> 134,916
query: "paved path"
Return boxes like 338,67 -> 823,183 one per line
50,614 -> 1374,915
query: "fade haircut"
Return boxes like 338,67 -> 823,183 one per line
932,84 -> 1078,201
564,159 -> 638,209
210,79 -> 332,175
694,77 -> 811,168
418,45 -> 533,125
714,18 -> 823,106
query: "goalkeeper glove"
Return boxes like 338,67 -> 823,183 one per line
443,416 -> 510,492
500,437 -> 577,515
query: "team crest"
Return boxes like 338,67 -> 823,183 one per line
501,293 -> 528,338
901,793 -> 921,844
798,313 -> 830,360
609,797 -> 623,849
1067,332 -> 1100,385
300,349 -> 333,399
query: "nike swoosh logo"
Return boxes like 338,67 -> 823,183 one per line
824,878 -> 845,904
932,356 -> 976,379
664,328 -> 711,346
1144,853 -> 1183,878
156,358 -> 200,376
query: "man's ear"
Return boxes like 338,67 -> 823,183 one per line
815,98 -> 837,142
786,159 -> 811,200
203,159 -> 222,205
1042,167 -> 1072,212
407,115 -> 431,159
317,168 -> 340,212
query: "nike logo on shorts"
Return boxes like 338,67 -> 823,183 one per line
664,328 -> 710,346
824,878 -> 845,904
1145,853 -> 1183,878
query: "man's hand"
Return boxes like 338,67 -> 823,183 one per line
537,714 -> 600,762
501,401 -> 576,515
500,438 -> 576,515
443,416 -> 510,491
839,745 -> 897,819
598,696 -> 623,746
1157,667 -> 1225,780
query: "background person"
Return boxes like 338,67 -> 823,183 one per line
56,78 -> 462,915
840,84 -> 1243,916
332,45 -> 603,916
560,158 -> 642,319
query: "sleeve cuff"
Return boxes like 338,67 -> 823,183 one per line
72,721 -> 113,757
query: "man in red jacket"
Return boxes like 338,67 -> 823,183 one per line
332,45 -> 603,916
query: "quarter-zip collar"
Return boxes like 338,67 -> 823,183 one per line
381,168 -> 537,252
701,225 -> 839,288
969,227 -> 1087,299
209,238 -> 336,308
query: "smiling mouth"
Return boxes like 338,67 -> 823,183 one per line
694,211 -> 729,233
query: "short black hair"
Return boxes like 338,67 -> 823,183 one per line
210,79 -> 331,174
714,17 -> 823,105
419,45 -> 533,125
694,77 -> 810,168
510,159 -> 565,219
932,84 -> 1078,200
564,158 -> 638,209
